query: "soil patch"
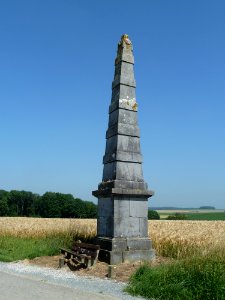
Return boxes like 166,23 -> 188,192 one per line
22,255 -> 173,282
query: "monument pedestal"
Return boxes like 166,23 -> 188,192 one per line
94,237 -> 155,264
92,192 -> 155,264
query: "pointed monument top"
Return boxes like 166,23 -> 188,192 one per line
115,34 -> 134,65
119,34 -> 132,47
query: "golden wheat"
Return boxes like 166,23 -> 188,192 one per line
0,218 -> 224,258
149,220 -> 225,258
0,217 -> 96,239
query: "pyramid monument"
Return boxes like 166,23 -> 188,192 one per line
93,34 -> 155,264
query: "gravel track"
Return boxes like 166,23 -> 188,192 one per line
0,262 -> 142,300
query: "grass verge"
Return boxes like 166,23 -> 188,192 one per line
0,234 -> 73,262
0,221 -> 96,262
126,252 -> 225,300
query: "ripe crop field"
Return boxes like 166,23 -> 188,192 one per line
0,218 -> 96,261
0,217 -> 97,239
150,220 -> 225,258
0,217 -> 224,259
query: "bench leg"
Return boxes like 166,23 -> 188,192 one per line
91,257 -> 98,266
108,265 -> 116,279
59,258 -> 65,268
84,258 -> 92,268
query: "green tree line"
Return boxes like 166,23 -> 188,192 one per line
0,189 -> 97,218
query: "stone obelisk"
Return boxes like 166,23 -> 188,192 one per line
93,34 -> 155,264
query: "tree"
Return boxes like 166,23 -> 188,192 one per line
7,190 -> 38,216
0,188 -> 97,218
38,192 -> 62,218
7,190 -> 21,216
0,189 -> 8,199
19,191 -> 37,216
83,201 -> 97,218
199,206 -> 215,210
72,198 -> 88,218
167,213 -> 187,220
0,196 -> 9,216
60,194 -> 77,218
148,210 -> 160,220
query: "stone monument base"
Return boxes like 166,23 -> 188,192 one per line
94,237 -> 155,264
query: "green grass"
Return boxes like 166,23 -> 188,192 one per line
0,223 -> 97,262
0,234 -> 73,262
186,212 -> 225,220
126,253 -> 225,300
158,211 -> 225,220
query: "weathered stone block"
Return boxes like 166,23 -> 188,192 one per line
102,160 -> 144,182
111,85 -> 136,104
93,237 -> 113,251
129,200 -> 148,218
111,188 -> 154,197
94,236 -> 155,264
116,151 -> 142,163
122,249 -> 155,263
114,216 -> 140,237
118,109 -> 137,125
98,198 -> 113,217
115,47 -> 134,65
113,180 -> 147,190
97,216 -> 114,237
139,217 -> 148,237
104,135 -> 117,156
109,98 -> 138,113
103,133 -> 143,164
106,123 -> 140,138
117,135 -> 141,153
102,162 -> 116,181
114,199 -> 130,218
126,238 -> 152,250
109,251 -> 123,265
112,62 -> 136,88
97,180 -> 148,192
108,110 -> 119,127
116,161 -> 143,181
108,109 -> 138,131
103,150 -> 142,164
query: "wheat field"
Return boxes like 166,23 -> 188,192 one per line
150,220 -> 225,258
0,217 -> 224,258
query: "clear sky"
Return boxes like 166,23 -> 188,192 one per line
0,0 -> 224,208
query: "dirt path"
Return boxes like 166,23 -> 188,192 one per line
24,255 -> 172,282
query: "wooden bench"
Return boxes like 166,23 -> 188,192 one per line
59,242 -> 100,268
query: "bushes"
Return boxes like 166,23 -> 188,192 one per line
148,210 -> 160,220
126,253 -> 225,300
167,213 -> 187,220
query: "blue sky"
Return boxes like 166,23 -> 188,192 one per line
0,0 -> 224,208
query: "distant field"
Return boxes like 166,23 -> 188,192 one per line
186,212 -> 225,220
157,209 -> 225,214
157,209 -> 225,220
